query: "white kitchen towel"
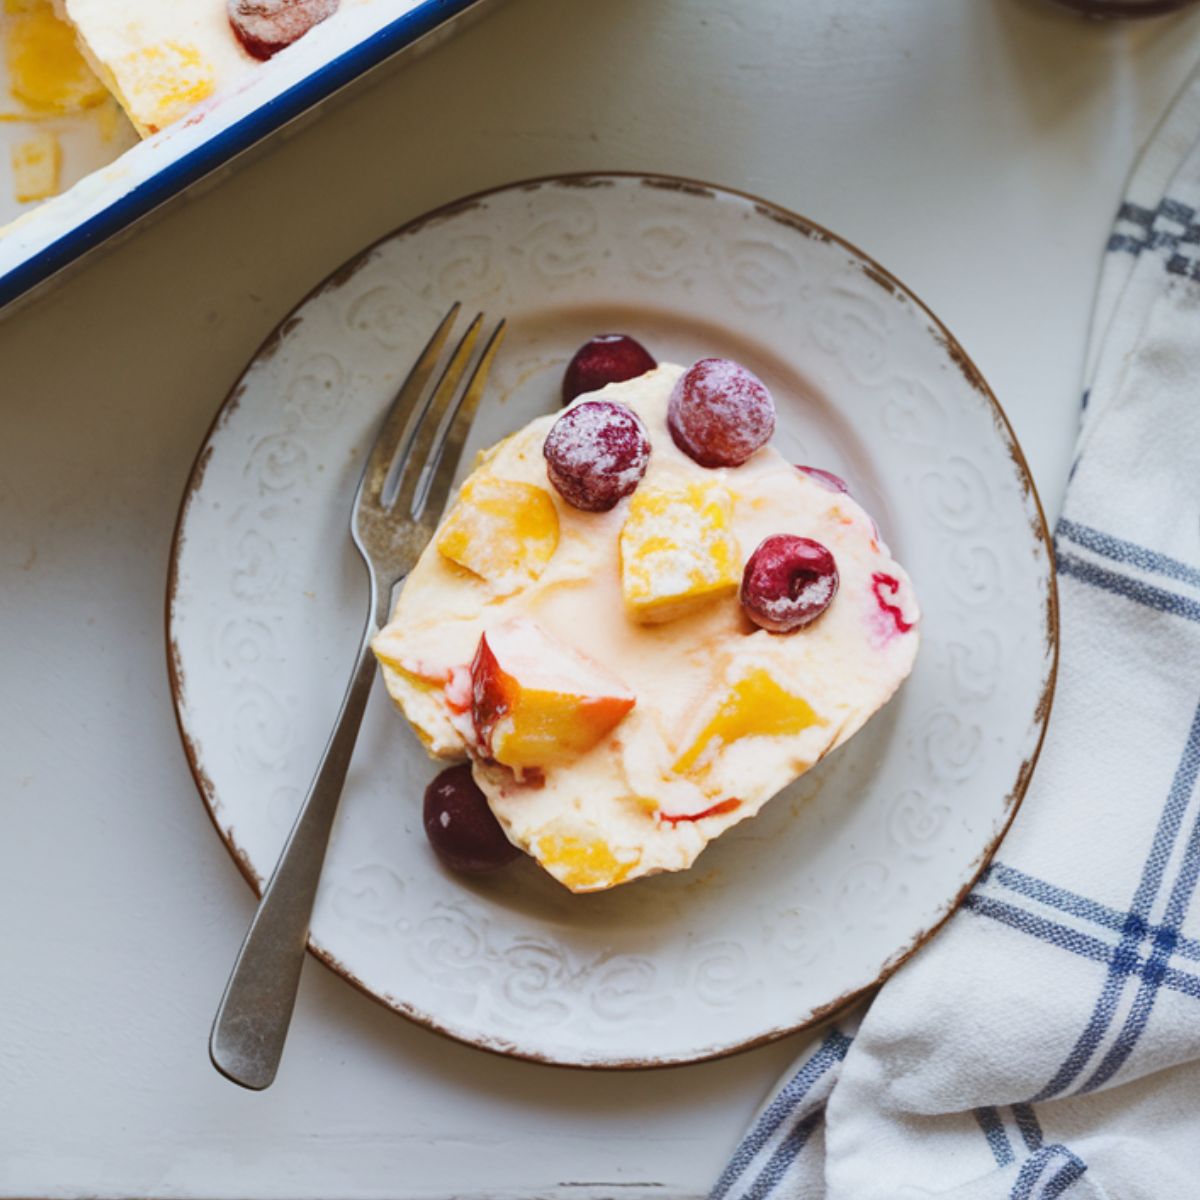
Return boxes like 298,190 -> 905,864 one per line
712,64 -> 1200,1200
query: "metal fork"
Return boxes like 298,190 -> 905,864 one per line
209,304 -> 505,1091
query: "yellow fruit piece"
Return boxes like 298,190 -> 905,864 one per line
472,620 -> 635,770
675,668 -> 821,774
5,4 -> 108,114
488,690 -> 631,769
437,476 -> 559,594
619,481 -> 740,624
536,832 -> 640,892
109,42 -> 215,135
10,131 -> 60,202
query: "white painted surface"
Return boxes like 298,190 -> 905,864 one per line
2,1 -> 1199,1196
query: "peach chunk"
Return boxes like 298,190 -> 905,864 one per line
436,475 -> 559,594
619,481 -> 740,624
535,830 -> 641,892
471,619 -> 635,770
674,668 -> 822,775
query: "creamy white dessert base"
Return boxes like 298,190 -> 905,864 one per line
51,0 -> 253,134
373,364 -> 920,892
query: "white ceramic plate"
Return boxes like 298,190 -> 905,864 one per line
168,173 -> 1057,1068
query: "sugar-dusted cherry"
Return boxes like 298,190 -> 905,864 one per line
668,358 -> 775,468
544,400 -> 651,512
740,534 -> 839,633
229,0 -> 339,61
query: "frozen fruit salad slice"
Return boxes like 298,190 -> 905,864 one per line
374,357 -> 920,893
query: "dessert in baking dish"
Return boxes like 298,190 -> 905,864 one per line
0,0 -> 347,214
374,341 -> 920,893
53,0 -> 344,135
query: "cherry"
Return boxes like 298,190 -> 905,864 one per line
543,400 -> 651,511
228,0 -> 339,61
668,358 -> 775,468
796,465 -> 850,494
561,335 -> 656,404
740,535 -> 839,633
423,763 -> 521,873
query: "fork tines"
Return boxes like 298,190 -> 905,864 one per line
358,304 -> 506,529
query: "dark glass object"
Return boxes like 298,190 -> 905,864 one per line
1047,0 -> 1199,16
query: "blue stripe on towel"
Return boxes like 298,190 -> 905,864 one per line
1010,1144 -> 1088,1200
974,1107 -> 1016,1167
740,1111 -> 824,1200
1108,233 -> 1149,254
1032,697 -> 1200,1099
988,863 -> 1130,934
1078,701 -> 1200,1091
961,894 -> 1200,1000
1116,200 -> 1157,228
1104,195 -> 1200,279
709,1029 -> 850,1200
986,861 -> 1200,963
963,895 -> 1118,965
1160,197 -> 1197,225
1011,1103 -> 1044,1153
1057,519 -> 1200,589
1107,197 -> 1199,262
1041,1157 -> 1089,1199
1167,253 -> 1200,282
1056,554 -> 1200,624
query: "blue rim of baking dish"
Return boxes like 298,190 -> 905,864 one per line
0,0 -> 484,312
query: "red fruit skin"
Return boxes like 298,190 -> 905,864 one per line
423,763 -> 521,873
543,400 -> 651,512
228,0 -> 339,60
871,572 -> 914,635
468,622 -> 636,769
659,798 -> 742,825
796,465 -> 850,494
561,335 -> 656,405
668,358 -> 776,468
469,633 -> 511,758
740,534 -> 839,633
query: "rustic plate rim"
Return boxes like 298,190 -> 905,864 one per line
165,169 -> 1060,1070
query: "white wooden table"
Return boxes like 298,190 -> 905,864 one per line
4,2 -> 1200,1196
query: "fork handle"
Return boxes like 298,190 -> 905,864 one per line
209,616 -> 381,1090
